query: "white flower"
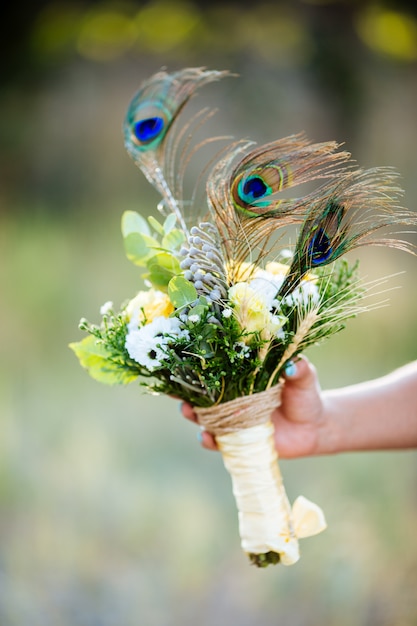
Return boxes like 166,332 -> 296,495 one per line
285,279 -> 320,307
126,332 -> 166,371
188,314 -> 200,323
251,262 -> 320,309
233,341 -> 251,359
100,301 -> 113,315
126,316 -> 189,371
269,314 -> 287,339
222,308 -> 233,318
249,272 -> 284,308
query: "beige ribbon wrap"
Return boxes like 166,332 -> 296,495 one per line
195,384 -> 326,565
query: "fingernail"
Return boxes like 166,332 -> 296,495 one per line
197,428 -> 205,444
284,360 -> 297,377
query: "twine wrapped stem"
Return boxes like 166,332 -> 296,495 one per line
194,383 -> 326,567
195,384 -> 283,436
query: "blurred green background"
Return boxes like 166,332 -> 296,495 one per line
1,0 -> 417,624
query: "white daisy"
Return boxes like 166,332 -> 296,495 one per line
125,316 -> 189,371
233,341 -> 251,359
126,330 -> 167,371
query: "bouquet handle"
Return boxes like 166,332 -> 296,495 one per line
195,385 -> 326,566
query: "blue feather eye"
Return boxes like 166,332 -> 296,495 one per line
238,175 -> 272,206
308,228 -> 333,264
127,102 -> 171,150
134,116 -> 165,143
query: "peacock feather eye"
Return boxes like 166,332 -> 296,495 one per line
127,100 -> 171,150
308,228 -> 333,265
134,116 -> 165,144
237,175 -> 272,206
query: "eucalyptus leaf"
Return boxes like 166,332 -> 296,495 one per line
146,252 -> 182,290
147,252 -> 181,273
168,276 -> 198,308
123,232 -> 159,266
188,304 -> 208,318
121,210 -> 151,237
147,266 -> 176,291
163,213 -> 177,234
162,228 -> 185,251
148,215 -> 165,236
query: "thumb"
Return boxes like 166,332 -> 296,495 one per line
280,356 -> 322,422
283,356 -> 319,388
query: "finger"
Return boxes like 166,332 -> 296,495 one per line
181,401 -> 198,422
198,428 -> 218,451
283,355 -> 319,390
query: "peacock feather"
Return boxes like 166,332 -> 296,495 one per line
123,67 -> 232,233
228,134 -> 350,218
204,135 -> 352,284
277,167 -> 416,297
123,68 -> 416,295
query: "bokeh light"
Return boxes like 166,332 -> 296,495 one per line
356,7 -> 417,62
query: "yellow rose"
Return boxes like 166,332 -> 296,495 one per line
126,289 -> 174,325
266,261 -> 317,284
229,282 -> 272,340
226,261 -> 259,283
265,261 -> 290,277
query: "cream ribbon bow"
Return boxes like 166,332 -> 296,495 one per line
217,421 -> 327,565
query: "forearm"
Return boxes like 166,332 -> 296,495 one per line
318,361 -> 417,455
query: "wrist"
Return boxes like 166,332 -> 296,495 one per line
315,393 -> 344,455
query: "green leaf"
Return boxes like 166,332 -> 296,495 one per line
123,232 -> 159,266
189,304 -> 208,318
147,252 -> 182,290
148,215 -> 165,236
168,276 -> 197,308
162,228 -> 185,251
147,252 -> 181,272
69,336 -> 138,385
147,266 -> 176,291
163,214 -> 177,234
121,210 -> 151,237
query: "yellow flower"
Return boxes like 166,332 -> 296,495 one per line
229,282 -> 272,340
265,261 -> 290,277
226,261 -> 259,283
266,261 -> 317,284
126,288 -> 174,325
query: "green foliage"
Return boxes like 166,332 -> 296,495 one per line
71,311 -> 150,385
168,276 -> 197,308
69,335 -> 139,385
121,211 -> 185,288
123,231 -> 159,266
317,259 -> 362,309
121,210 -> 151,237
146,252 -> 182,291
146,310 -> 266,406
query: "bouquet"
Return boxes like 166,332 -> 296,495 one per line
71,68 -> 416,567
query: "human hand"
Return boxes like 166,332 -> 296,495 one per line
181,356 -> 326,459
